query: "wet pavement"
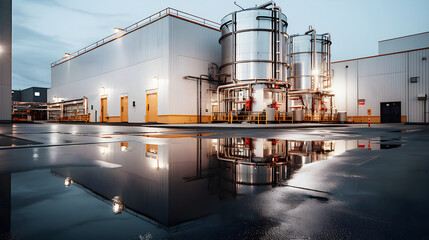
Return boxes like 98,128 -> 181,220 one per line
0,123 -> 428,239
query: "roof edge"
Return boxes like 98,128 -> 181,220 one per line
332,47 -> 429,64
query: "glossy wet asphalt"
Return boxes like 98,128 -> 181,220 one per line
0,123 -> 428,240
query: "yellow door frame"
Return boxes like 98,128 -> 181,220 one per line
100,97 -> 107,122
146,92 -> 158,123
121,96 -> 128,122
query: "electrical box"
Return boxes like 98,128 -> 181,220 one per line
417,94 -> 427,101
410,77 -> 419,83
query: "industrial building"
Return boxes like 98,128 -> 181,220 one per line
332,32 -> 429,123
11,87 -> 48,122
49,8 -> 221,123
0,0 -> 12,123
49,3 -> 336,124
12,87 -> 48,103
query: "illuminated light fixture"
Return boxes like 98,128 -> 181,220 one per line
114,27 -> 125,34
64,53 -> 72,58
0,45 -> 3,53
112,196 -> 124,214
152,76 -> 159,82
100,87 -> 106,96
64,177 -> 73,187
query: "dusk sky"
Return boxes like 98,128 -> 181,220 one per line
11,0 -> 429,90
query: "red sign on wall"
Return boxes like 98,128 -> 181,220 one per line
358,99 -> 365,105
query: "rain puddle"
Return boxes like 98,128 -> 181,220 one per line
1,136 -> 405,239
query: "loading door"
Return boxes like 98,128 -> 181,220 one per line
380,102 -> 401,123
146,93 -> 158,123
121,96 -> 128,122
101,98 -> 107,122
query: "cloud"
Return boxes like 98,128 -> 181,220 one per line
30,0 -> 127,18
12,24 -> 71,89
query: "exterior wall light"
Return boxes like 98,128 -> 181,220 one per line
64,177 -> 73,187
100,87 -> 106,96
114,28 -> 125,33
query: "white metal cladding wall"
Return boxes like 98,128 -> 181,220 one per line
331,61 -> 358,116
49,17 -> 170,123
332,48 -> 429,122
168,17 -> 221,116
408,49 -> 429,122
379,32 -> 429,55
357,53 -> 407,116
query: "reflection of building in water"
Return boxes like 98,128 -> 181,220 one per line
51,137 -> 399,227
213,138 -> 336,194
53,138 -> 219,227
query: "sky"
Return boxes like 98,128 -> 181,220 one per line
11,0 -> 429,90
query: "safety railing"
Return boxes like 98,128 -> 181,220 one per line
212,111 -> 268,124
56,114 -> 91,123
212,111 -> 295,124
275,112 -> 293,123
304,113 -> 338,122
51,8 -> 220,67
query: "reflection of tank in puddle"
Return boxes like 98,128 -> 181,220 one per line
213,138 -> 336,194
50,137 -> 341,226
288,140 -> 335,164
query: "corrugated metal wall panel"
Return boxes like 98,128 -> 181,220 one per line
379,32 -> 429,54
49,15 -> 220,123
49,17 -> 171,122
331,61 -> 358,116
333,48 -> 428,122
408,49 -> 429,122
168,17 -> 221,116
357,53 -> 406,116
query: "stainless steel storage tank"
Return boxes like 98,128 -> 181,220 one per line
219,5 -> 288,83
289,28 -> 331,90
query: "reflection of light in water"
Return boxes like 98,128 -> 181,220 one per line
33,148 -> 39,160
64,177 -> 73,187
95,160 -> 122,168
151,158 -> 161,169
99,146 -> 109,154
121,146 -> 128,152
112,196 -> 124,214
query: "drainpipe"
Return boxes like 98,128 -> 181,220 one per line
305,26 -> 316,90
322,33 -> 331,80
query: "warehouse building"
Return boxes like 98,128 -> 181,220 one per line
11,87 -> 48,122
332,32 -> 429,123
12,87 -> 48,103
49,8 -> 220,123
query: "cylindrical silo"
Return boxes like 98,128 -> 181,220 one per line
288,28 -> 331,91
214,2 -> 290,117
219,5 -> 288,83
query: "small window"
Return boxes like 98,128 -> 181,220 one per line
410,77 -> 419,83
34,92 -> 40,97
